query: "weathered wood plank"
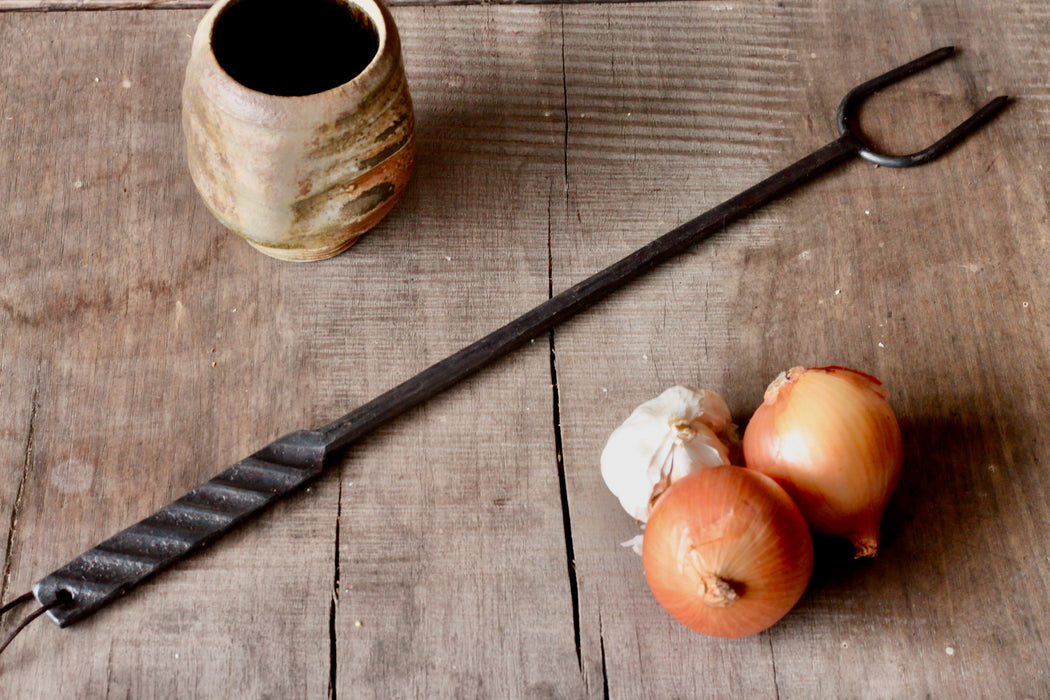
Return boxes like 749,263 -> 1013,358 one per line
555,1 -> 1049,698
0,0 -> 671,11
0,3 -> 584,698
0,0 -> 206,9
2,0 -> 1049,698
556,6 -> 812,696
0,333 -> 35,613
0,0 -> 647,11
0,9 -> 335,697
326,5 -> 584,697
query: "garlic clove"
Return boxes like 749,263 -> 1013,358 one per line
600,385 -> 736,523
690,388 -> 738,443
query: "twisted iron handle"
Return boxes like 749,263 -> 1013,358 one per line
33,431 -> 326,627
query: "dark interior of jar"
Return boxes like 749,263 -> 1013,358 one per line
211,0 -> 379,97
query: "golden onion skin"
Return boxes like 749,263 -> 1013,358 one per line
743,366 -> 903,557
642,466 -> 814,638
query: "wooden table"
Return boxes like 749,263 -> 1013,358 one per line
1,0 -> 1047,696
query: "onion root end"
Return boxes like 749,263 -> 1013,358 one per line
850,536 -> 879,558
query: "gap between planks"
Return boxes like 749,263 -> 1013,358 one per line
0,378 -> 39,613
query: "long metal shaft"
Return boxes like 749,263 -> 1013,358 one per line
31,135 -> 858,628
318,136 -> 858,454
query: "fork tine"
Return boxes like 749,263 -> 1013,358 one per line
836,46 -> 1009,167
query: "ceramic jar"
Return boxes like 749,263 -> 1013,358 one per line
182,0 -> 415,261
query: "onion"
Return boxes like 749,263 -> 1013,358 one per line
742,366 -> 903,557
642,466 -> 814,638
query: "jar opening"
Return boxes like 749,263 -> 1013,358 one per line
211,0 -> 380,97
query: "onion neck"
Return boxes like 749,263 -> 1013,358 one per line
679,530 -> 739,607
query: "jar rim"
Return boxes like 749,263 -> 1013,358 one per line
187,0 -> 402,125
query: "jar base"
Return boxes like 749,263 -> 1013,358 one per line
245,234 -> 363,262
240,181 -> 409,262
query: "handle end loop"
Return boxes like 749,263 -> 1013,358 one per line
0,590 -> 69,660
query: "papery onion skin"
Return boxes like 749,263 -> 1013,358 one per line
742,366 -> 903,558
642,466 -> 814,639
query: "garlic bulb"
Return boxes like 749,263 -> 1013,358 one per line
600,385 -> 737,523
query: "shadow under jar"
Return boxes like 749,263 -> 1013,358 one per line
182,0 -> 415,261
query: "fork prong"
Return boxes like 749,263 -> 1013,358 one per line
836,47 -> 1009,167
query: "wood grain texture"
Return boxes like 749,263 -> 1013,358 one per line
556,6 -> 812,696
1,0 -> 1049,698
0,3 -> 580,697
325,5 -> 583,697
553,1 -> 1049,698
0,0 -> 654,10
0,0 -> 588,11
0,0 -> 205,9
0,9 -> 335,697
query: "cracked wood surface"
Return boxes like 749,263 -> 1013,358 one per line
1,1 -> 1049,697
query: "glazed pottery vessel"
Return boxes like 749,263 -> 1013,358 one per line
182,0 -> 415,261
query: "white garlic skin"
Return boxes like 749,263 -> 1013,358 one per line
600,385 -> 736,523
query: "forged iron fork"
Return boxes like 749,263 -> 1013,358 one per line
0,47 -> 1007,655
